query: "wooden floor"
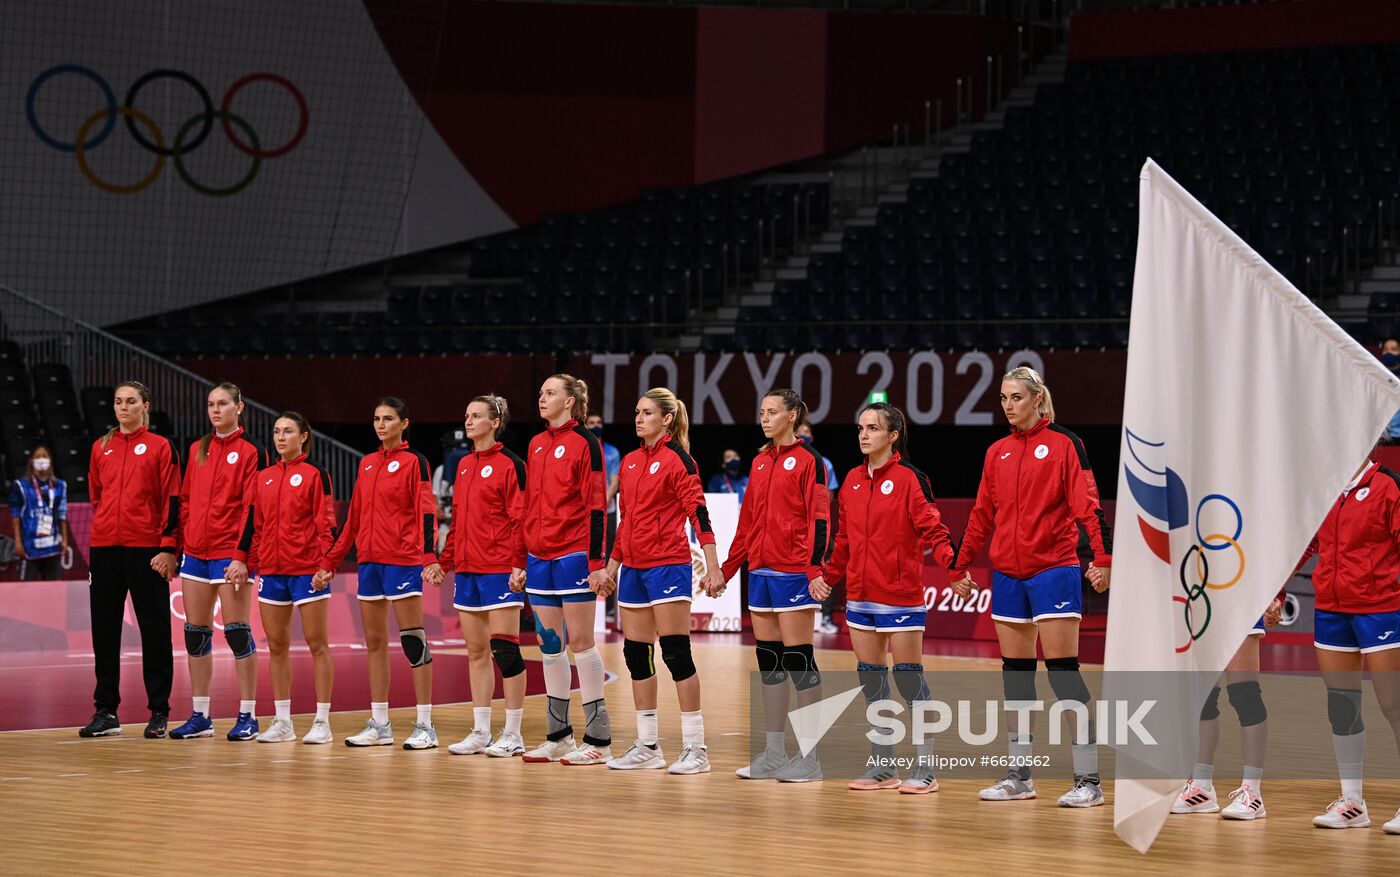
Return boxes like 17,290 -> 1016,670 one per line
4,643 -> 1399,875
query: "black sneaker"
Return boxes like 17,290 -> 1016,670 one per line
79,711 -> 121,738
144,713 -> 168,739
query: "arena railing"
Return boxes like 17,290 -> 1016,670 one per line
0,284 -> 363,500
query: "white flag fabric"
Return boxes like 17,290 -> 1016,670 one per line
1104,159 -> 1400,852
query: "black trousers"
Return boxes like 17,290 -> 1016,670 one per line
88,547 -> 173,716
20,554 -> 61,580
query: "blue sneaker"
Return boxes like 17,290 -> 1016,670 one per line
169,712 -> 214,739
227,712 -> 260,741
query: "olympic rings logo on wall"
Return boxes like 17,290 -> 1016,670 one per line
25,64 -> 309,196
1122,429 -> 1247,654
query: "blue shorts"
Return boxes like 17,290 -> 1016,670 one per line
618,564 -> 692,609
748,568 -> 817,613
180,555 -> 235,584
1249,615 -> 1267,637
357,562 -> 423,602
454,572 -> 524,612
526,552 -> 595,607
1315,608 -> 1400,654
845,600 -> 926,633
257,574 -> 328,606
991,565 -> 1083,624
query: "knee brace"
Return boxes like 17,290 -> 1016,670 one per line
756,639 -> 786,686
1328,687 -> 1365,736
1200,686 -> 1222,721
490,635 -> 525,678
1226,680 -> 1267,727
401,627 -> 432,667
782,643 -> 821,691
1045,656 -> 1091,704
1002,657 -> 1038,703
659,634 -> 696,682
184,623 -> 213,657
857,662 -> 890,704
624,638 -> 656,681
893,662 -> 931,704
223,621 -> 255,660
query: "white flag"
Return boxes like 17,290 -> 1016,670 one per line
1104,160 -> 1400,852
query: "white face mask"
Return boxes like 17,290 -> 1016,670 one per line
32,458 -> 51,473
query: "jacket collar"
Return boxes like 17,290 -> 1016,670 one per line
547,419 -> 579,439
1347,461 -> 1379,494
378,441 -> 412,457
115,425 -> 149,441
474,442 -> 503,458
640,433 -> 672,456
211,427 -> 244,445
279,453 -> 308,468
864,451 -> 901,480
1010,417 -> 1051,439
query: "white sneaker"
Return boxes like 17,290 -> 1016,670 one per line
448,728 -> 492,756
1057,777 -> 1105,808
302,719 -> 333,745
485,730 -> 525,758
256,717 -> 297,744
815,616 -> 838,635
735,749 -> 790,779
1220,785 -> 1266,820
1170,781 -> 1220,814
345,719 -> 393,747
979,772 -> 1037,801
775,753 -> 823,783
522,735 -> 576,763
560,742 -> 612,766
607,741 -> 666,770
402,722 -> 438,750
668,744 -> 711,775
1384,808 -> 1400,834
1313,796 -> 1371,829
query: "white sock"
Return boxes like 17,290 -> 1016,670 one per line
193,696 -> 210,717
574,646 -> 605,703
240,699 -> 256,717
1192,762 -> 1214,786
1333,731 -> 1365,800
542,650 -> 572,699
274,699 -> 291,722
315,702 -> 330,723
1242,765 -> 1263,794
416,704 -> 433,726
504,708 -> 523,736
681,710 -> 704,746
371,702 -> 389,725
637,710 -> 659,746
765,730 -> 787,755
473,707 -> 492,733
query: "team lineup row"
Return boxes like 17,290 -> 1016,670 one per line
72,370 -> 1400,829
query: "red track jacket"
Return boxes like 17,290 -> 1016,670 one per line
823,453 -> 956,606
1301,462 -> 1400,613
322,442 -> 436,568
232,454 -> 337,575
952,417 -> 1112,581
524,419 -> 607,571
180,429 -> 267,561
88,426 -> 180,550
439,442 -> 528,575
611,434 -> 715,569
721,439 -> 830,582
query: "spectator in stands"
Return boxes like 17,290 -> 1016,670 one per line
706,449 -> 748,501
8,444 -> 68,580
798,423 -> 842,636
1382,338 -> 1400,443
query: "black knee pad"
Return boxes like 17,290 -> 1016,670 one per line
782,643 -> 821,691
490,636 -> 525,678
756,639 -> 786,686
224,621 -> 256,660
624,638 -> 656,681
660,634 -> 696,682
1002,657 -> 1037,703
893,662 -> 931,704
857,662 -> 890,704
1200,686 -> 1222,721
401,627 -> 431,667
1328,687 -> 1365,735
1045,656 -> 1091,704
1226,680 -> 1267,727
184,623 -> 213,657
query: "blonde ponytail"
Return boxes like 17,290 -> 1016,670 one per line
1004,366 -> 1054,421
644,387 -> 690,451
